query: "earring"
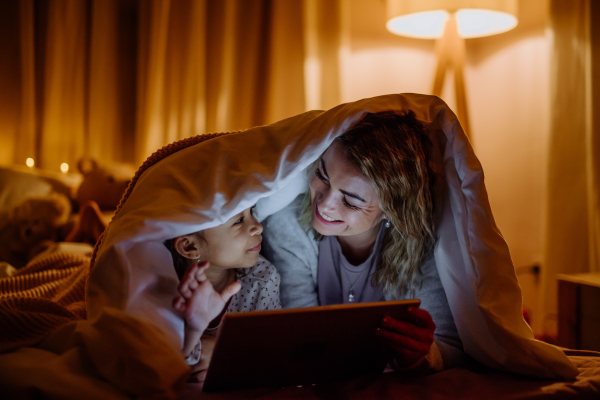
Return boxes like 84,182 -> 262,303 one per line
196,257 -> 200,264
385,220 -> 391,228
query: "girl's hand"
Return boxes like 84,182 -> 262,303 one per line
172,261 -> 241,333
375,307 -> 436,368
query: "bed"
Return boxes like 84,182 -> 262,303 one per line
2,250 -> 600,399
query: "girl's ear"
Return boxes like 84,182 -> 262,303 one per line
173,234 -> 201,260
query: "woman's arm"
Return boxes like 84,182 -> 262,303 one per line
261,197 -> 319,309
383,253 -> 473,372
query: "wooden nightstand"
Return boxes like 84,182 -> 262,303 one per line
557,273 -> 600,351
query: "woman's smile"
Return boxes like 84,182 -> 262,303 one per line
315,204 -> 344,224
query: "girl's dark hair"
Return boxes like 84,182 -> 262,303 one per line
165,237 -> 190,281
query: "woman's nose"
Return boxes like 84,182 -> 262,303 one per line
318,189 -> 338,213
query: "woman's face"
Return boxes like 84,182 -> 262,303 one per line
310,141 -> 384,239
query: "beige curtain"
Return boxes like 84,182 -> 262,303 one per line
0,0 -> 341,169
541,0 -> 600,333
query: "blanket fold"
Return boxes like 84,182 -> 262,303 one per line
0,251 -> 89,353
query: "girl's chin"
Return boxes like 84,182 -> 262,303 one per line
240,253 -> 260,268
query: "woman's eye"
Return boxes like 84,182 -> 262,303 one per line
315,168 -> 328,182
342,197 -> 359,211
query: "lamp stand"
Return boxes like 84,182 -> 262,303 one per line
432,13 -> 470,138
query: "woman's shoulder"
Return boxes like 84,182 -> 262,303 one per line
262,195 -> 318,252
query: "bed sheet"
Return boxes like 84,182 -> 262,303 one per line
181,350 -> 600,400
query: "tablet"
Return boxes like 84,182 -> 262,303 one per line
202,299 -> 420,392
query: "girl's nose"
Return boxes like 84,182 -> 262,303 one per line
250,217 -> 263,236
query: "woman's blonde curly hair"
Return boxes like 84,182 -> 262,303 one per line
300,110 -> 438,298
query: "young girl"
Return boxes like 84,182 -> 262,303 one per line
166,205 -> 281,379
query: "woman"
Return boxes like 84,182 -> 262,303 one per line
262,110 -> 463,371
251,94 -> 577,380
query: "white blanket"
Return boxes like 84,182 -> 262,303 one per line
6,93 -> 575,399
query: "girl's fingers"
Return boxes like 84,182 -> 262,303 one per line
172,296 -> 186,311
188,278 -> 199,291
189,369 -> 207,384
220,281 -> 241,302
194,270 -> 208,283
178,261 -> 209,295
195,260 -> 210,273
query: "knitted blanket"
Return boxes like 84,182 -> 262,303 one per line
0,251 -> 89,353
0,132 -> 232,356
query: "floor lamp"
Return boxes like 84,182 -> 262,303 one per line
385,0 -> 518,138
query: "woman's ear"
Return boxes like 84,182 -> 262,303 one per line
173,234 -> 201,260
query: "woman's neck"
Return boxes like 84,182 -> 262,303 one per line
336,223 -> 381,266
205,267 -> 236,293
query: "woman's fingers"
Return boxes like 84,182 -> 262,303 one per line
407,307 -> 436,329
375,327 -> 432,355
375,327 -> 432,367
376,308 -> 436,367
381,316 -> 434,344
380,308 -> 435,342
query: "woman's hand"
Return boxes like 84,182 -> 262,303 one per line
173,261 -> 241,333
188,335 -> 216,383
375,307 -> 436,368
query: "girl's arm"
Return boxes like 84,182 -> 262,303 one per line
173,261 -> 240,359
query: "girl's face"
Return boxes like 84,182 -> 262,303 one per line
199,207 -> 263,270
309,141 -> 384,240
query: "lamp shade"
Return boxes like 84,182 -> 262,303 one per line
386,0 -> 518,39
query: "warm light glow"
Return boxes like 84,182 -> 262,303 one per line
386,8 -> 517,39
60,163 -> 69,173
456,9 -> 517,38
26,158 -> 35,168
387,10 -> 449,39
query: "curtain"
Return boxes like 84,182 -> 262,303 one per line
0,0 -> 341,169
541,0 -> 600,334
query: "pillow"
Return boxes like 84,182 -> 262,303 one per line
0,165 -> 82,212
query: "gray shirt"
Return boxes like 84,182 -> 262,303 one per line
318,223 -> 386,305
261,196 -> 472,371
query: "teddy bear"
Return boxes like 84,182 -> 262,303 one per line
0,159 -> 136,276
75,157 -> 135,211
0,192 -> 72,271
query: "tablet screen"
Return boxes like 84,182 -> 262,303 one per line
203,299 -> 420,392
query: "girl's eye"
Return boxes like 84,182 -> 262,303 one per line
234,216 -> 244,225
342,197 -> 359,211
315,168 -> 328,183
